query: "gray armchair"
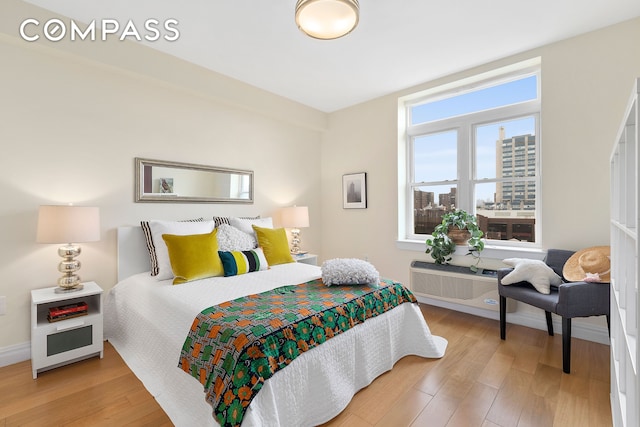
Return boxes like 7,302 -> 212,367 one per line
498,249 -> 610,374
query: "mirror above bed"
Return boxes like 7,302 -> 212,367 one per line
135,157 -> 253,203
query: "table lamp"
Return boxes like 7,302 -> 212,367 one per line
280,206 -> 309,254
36,205 -> 100,293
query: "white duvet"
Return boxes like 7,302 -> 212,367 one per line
104,263 -> 447,426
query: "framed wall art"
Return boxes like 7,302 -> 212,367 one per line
343,172 -> 367,209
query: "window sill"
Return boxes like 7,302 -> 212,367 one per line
396,239 -> 546,261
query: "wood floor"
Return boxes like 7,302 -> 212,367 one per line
0,304 -> 611,427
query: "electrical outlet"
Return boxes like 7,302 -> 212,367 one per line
0,296 -> 6,315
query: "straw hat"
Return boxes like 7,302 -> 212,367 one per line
562,246 -> 610,283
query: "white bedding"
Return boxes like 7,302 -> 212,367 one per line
104,262 -> 447,426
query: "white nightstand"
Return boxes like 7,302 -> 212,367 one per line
293,253 -> 318,266
31,281 -> 104,379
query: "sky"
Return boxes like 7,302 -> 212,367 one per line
411,76 -> 537,125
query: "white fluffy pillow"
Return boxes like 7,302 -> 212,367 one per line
501,258 -> 562,294
321,258 -> 380,286
148,220 -> 215,281
216,224 -> 257,252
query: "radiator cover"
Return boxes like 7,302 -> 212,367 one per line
410,261 -> 516,312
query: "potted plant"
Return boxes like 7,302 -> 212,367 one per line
425,209 -> 485,271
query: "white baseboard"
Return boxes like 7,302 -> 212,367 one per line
0,341 -> 30,368
417,295 -> 611,345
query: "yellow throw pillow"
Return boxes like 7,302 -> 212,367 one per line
162,229 -> 223,285
252,225 -> 295,266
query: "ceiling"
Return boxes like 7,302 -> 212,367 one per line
22,0 -> 640,112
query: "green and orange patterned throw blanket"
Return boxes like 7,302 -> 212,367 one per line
179,277 -> 417,427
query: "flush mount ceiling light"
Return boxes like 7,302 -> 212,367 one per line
295,0 -> 359,40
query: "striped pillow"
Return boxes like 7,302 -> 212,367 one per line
140,218 -> 205,277
218,248 -> 269,277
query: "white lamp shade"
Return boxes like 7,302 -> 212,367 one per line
280,206 -> 310,228
36,205 -> 101,244
295,0 -> 359,40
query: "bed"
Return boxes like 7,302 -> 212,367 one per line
105,225 -> 447,426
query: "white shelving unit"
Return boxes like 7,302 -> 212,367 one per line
610,78 -> 639,427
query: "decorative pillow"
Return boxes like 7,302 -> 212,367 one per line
218,248 -> 269,277
252,225 -> 294,265
141,218 -> 205,277
230,217 -> 273,237
216,224 -> 257,252
213,215 -> 260,228
162,230 -> 223,285
145,219 -> 215,280
501,258 -> 562,294
321,258 -> 380,286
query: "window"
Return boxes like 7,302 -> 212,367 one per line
400,61 -> 541,247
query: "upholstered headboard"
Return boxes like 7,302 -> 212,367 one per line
117,226 -> 151,282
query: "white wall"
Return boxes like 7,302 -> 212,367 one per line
0,1 -> 326,353
321,17 -> 640,338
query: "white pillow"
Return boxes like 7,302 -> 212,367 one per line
216,224 -> 257,252
213,215 -> 259,228
501,258 -> 562,294
321,258 -> 380,286
229,217 -> 273,248
229,217 -> 273,238
148,220 -> 215,281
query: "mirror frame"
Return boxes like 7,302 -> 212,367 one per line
135,157 -> 254,203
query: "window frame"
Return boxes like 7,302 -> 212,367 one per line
399,60 -> 542,250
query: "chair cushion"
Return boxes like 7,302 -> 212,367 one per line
498,281 -> 560,312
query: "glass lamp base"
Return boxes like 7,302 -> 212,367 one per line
55,244 -> 83,293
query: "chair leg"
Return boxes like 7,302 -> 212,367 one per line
562,317 -> 571,374
545,311 -> 554,336
499,296 -> 506,340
